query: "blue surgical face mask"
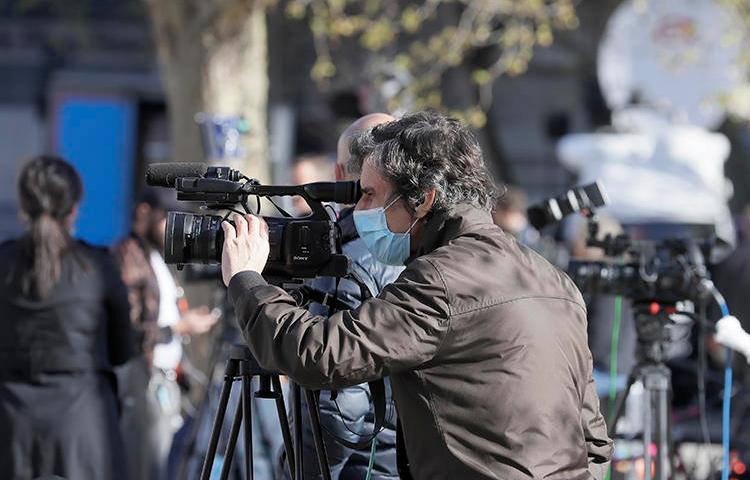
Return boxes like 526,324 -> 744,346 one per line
353,195 -> 419,266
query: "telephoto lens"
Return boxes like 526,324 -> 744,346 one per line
164,212 -> 225,264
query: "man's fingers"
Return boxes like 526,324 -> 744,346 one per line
244,214 -> 270,241
233,213 -> 248,235
246,214 -> 261,237
221,219 -> 236,241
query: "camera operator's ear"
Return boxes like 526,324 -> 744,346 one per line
414,189 -> 436,219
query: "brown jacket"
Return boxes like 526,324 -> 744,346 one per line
228,204 -> 613,479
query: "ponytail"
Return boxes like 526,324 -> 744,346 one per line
13,155 -> 82,299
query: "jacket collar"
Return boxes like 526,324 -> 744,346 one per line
410,204 -> 494,261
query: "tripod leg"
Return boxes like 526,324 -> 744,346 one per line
241,365 -> 254,480
641,364 -> 672,480
292,383 -> 304,480
654,368 -> 670,480
668,387 -> 677,477
271,376 -> 296,479
608,370 -> 639,432
220,392 -> 244,480
305,389 -> 333,480
200,358 -> 239,480
644,388 -> 653,480
656,386 -> 669,480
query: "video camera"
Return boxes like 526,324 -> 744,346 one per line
527,181 -> 715,306
145,162 -> 360,279
567,234 -> 714,305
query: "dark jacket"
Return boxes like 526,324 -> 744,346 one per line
0,240 -> 133,480
293,208 -> 402,479
229,204 -> 613,479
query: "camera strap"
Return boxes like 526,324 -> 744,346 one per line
316,378 -> 388,450
296,285 -> 352,312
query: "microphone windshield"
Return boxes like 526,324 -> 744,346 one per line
146,162 -> 208,187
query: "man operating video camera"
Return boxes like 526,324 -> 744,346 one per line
221,111 -> 612,479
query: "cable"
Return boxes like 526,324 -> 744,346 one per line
222,208 -> 247,219
608,296 -> 623,413
365,437 -> 378,480
709,284 -> 732,480
319,277 -> 397,446
604,296 -> 622,480
324,204 -> 338,220
326,395 -> 396,440
267,196 -> 293,218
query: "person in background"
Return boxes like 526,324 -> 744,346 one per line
492,185 -> 529,237
114,188 -> 218,480
712,205 -> 750,449
291,154 -> 336,216
0,155 -> 133,480
493,186 -> 570,266
714,205 -> 750,349
281,113 -> 402,479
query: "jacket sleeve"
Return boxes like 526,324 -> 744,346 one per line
581,359 -> 613,475
228,257 -> 450,390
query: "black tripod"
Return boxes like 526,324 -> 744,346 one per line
199,344 -> 334,480
608,303 -> 677,480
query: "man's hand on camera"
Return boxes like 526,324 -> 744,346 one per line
221,213 -> 270,287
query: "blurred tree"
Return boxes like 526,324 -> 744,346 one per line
143,0 -> 580,180
289,0 -> 580,128
144,0 -> 270,180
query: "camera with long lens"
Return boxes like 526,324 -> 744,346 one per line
527,181 -> 608,230
145,162 -> 360,279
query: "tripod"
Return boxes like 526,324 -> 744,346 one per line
199,344 -> 334,480
608,303 -> 676,480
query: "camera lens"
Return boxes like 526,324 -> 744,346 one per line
165,211 -> 225,264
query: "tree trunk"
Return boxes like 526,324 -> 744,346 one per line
145,1 -> 270,182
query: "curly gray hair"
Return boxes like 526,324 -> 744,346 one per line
349,110 -> 500,214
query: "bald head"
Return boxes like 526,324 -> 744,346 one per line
336,113 -> 394,180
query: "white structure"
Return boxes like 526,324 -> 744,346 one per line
558,0 -> 744,248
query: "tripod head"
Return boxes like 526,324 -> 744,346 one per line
228,345 -> 280,400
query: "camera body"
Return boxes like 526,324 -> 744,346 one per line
147,163 -> 359,279
165,211 -> 347,278
567,238 -> 704,304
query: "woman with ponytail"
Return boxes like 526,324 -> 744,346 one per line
0,155 -> 133,480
